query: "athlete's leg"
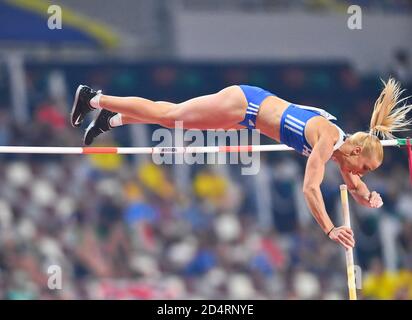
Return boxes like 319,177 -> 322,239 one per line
82,86 -> 249,145
116,114 -> 244,131
98,86 -> 247,129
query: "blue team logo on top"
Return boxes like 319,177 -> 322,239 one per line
302,145 -> 312,157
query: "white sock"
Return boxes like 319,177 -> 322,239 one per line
89,93 -> 102,109
109,113 -> 123,128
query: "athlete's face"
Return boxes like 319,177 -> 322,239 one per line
341,146 -> 381,177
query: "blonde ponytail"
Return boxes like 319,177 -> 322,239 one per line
369,78 -> 412,139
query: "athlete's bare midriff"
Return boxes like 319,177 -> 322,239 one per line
255,95 -> 290,141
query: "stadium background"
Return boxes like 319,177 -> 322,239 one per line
0,0 -> 411,299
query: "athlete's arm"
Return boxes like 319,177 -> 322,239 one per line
303,134 -> 355,249
340,170 -> 383,208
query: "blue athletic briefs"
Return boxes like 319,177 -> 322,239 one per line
238,85 -> 275,129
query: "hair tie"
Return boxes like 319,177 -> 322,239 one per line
327,226 -> 335,237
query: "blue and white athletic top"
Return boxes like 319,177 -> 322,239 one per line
280,104 -> 346,157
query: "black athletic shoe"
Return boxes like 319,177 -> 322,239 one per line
83,109 -> 117,146
70,85 -> 101,128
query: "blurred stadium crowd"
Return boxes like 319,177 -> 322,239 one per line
0,58 -> 411,300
